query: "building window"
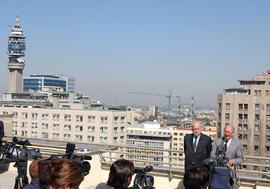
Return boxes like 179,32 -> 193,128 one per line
22,112 -> 28,119
42,132 -> 48,139
239,114 -> 243,120
76,115 -> 83,122
88,116 -> 95,123
64,134 -> 71,141
267,115 -> 270,121
225,113 -> 230,120
52,133 -> 59,140
243,134 -> 248,140
120,127 -> 125,133
21,122 -> 27,128
114,127 -> 118,133
267,104 -> 270,110
243,124 -> 248,130
64,125 -> 71,131
113,137 -> 118,142
114,116 -> 119,123
13,112 -> 18,119
21,131 -> 27,137
255,114 -> 260,121
53,114 -> 60,121
88,126 -> 95,133
31,131 -> 37,138
254,135 -> 259,142
239,104 -> 243,110
12,130 -> 17,136
243,145 -> 247,151
238,124 -> 242,131
64,114 -> 71,121
226,103 -> 230,110
100,127 -> 108,133
244,114 -> 248,120
266,90 -> 270,96
41,114 -> 48,120
100,116 -> 108,123
266,136 -> 270,142
255,104 -> 260,110
75,135 -> 83,141
255,125 -> 260,131
87,136 -> 95,142
42,123 -> 48,129
244,104 -> 248,110
266,146 -> 270,152
52,124 -> 60,130
12,121 -> 18,128
31,122 -> 38,129
267,125 -> 270,132
120,116 -> 125,123
76,125 -> 83,132
120,136 -> 124,142
238,134 -> 242,140
32,113 -> 38,120
254,166 -> 258,171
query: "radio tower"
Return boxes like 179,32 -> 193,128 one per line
7,15 -> 26,93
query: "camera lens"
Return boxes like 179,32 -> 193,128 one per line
81,161 -> 91,176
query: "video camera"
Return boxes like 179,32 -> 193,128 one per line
0,137 -> 42,189
52,143 -> 92,176
1,137 -> 41,163
215,145 -> 229,167
132,166 -> 155,189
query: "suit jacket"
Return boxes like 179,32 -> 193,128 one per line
210,137 -> 243,165
0,121 -> 4,141
184,133 -> 212,172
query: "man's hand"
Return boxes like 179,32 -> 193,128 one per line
229,160 -> 234,166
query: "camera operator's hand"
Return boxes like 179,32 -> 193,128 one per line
229,160 -> 234,166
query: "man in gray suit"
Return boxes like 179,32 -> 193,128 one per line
211,124 -> 243,166
211,124 -> 243,189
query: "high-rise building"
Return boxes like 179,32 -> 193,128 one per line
23,74 -> 75,92
217,70 -> 270,172
7,15 -> 26,93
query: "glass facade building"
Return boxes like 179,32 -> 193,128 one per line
23,74 -> 74,92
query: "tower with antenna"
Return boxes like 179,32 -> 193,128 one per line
7,15 -> 26,93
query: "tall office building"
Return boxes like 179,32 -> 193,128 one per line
217,70 -> 270,171
7,15 -> 26,93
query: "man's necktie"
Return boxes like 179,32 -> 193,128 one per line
224,140 -> 228,152
193,136 -> 198,152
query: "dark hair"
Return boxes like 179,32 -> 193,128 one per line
107,159 -> 134,189
183,167 -> 210,189
38,158 -> 84,189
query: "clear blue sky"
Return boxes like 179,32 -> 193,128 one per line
0,1 -> 270,108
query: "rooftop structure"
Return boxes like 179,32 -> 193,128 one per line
7,15 -> 26,93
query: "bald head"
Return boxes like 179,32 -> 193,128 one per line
224,125 -> 234,141
192,121 -> 201,136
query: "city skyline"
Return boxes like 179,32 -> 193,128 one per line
1,1 -> 270,107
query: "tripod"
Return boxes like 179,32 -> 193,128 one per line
13,160 -> 29,189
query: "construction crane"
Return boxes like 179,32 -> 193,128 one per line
129,89 -> 179,121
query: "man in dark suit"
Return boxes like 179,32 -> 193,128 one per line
0,120 -> 4,151
184,121 -> 212,172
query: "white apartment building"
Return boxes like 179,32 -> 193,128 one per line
126,122 -> 172,166
0,104 -> 133,145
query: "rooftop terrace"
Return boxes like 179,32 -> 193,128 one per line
1,136 -> 270,189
